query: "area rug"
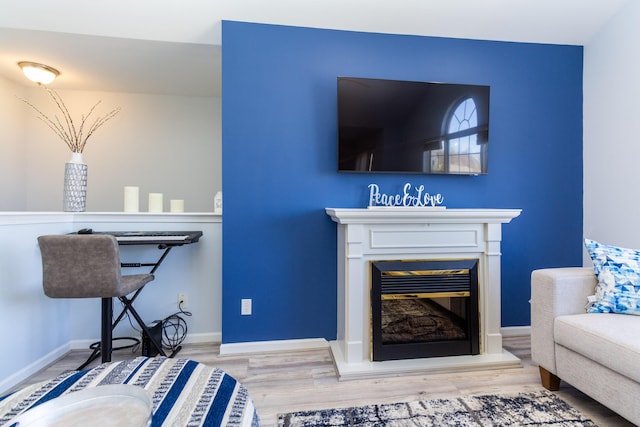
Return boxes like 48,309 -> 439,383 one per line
277,390 -> 597,426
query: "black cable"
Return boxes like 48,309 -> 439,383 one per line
78,300 -> 192,370
76,298 -> 147,370
161,302 -> 192,352
118,298 -> 192,350
76,337 -> 140,370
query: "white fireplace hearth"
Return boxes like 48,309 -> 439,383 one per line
325,207 -> 522,380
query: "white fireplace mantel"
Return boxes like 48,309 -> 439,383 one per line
326,207 -> 522,379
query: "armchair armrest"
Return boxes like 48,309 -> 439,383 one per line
530,267 -> 597,375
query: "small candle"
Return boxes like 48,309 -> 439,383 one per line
124,186 -> 139,212
148,193 -> 163,213
170,199 -> 185,213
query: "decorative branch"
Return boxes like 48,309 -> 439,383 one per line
20,88 -> 121,153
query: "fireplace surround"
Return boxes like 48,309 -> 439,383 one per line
326,207 -> 522,379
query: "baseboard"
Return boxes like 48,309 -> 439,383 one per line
219,338 -> 329,355
0,343 -> 70,395
501,325 -> 531,336
69,332 -> 221,350
184,332 -> 221,344
0,332 -> 222,395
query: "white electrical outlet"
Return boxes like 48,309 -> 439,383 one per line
241,298 -> 252,315
178,293 -> 188,309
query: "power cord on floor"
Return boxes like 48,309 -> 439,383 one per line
161,302 -> 192,352
118,299 -> 192,352
76,301 -> 192,370
76,337 -> 140,370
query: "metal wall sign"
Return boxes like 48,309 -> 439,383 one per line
367,183 -> 445,208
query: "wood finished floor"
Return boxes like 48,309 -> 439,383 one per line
12,336 -> 634,427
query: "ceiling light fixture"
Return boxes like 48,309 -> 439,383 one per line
18,61 -> 60,85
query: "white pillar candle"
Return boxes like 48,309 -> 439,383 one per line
148,193 -> 163,213
123,186 -> 139,212
170,199 -> 185,213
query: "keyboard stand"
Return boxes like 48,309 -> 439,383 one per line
111,245 -> 174,359
120,244 -> 174,274
74,231 -> 203,369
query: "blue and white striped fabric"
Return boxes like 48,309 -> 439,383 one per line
0,357 -> 260,426
585,238 -> 640,315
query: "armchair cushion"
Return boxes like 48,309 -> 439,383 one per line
555,313 -> 640,383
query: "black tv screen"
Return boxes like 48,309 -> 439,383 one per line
337,77 -> 490,175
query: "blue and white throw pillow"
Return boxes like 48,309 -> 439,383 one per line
584,238 -> 640,315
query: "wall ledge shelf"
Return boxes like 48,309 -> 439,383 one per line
0,212 -> 220,226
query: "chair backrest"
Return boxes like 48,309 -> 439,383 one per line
38,234 -> 123,298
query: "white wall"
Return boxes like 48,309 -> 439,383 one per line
0,213 -> 221,394
583,0 -> 640,261
0,215 -> 76,392
16,87 -> 221,212
0,76 -> 28,211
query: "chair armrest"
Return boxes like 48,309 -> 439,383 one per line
530,267 -> 597,374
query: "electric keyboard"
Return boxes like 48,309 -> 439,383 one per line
115,234 -> 190,242
110,231 -> 203,245
75,230 -> 203,246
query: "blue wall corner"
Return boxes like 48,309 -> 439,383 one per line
221,21 -> 583,343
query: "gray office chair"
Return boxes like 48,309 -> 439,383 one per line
37,234 -> 163,366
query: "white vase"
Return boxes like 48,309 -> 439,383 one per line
63,152 -> 88,212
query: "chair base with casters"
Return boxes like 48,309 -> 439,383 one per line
38,234 -> 167,365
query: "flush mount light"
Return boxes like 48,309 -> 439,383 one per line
18,61 -> 60,85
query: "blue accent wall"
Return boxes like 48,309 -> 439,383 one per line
221,21 -> 583,343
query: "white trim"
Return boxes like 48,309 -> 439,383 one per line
0,333 -> 222,394
0,212 -> 72,226
0,343 -> 70,394
69,332 -> 221,351
500,325 -> 531,336
75,212 -> 221,224
219,338 -> 329,355
186,332 -> 221,344
0,212 -> 221,227
326,207 -> 522,225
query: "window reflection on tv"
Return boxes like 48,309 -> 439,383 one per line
337,77 -> 490,175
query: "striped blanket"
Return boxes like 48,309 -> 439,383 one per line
0,357 -> 260,426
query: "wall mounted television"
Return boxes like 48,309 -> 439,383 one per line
337,77 -> 490,175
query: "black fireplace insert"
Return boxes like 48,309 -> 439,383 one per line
371,259 -> 480,361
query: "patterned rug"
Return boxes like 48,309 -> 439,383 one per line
277,390 -> 597,426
